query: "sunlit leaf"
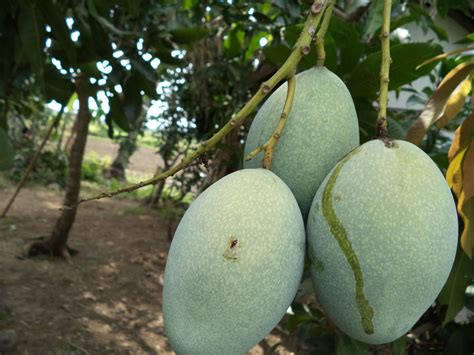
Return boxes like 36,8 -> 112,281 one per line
405,61 -> 474,145
446,147 -> 467,197
223,26 -> 245,58
448,112 -> 474,161
436,76 -> 472,128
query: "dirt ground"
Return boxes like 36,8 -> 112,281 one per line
0,183 -> 299,355
84,136 -> 162,176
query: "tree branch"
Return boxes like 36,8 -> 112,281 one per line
74,0 -> 328,207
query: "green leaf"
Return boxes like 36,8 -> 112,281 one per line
362,0 -> 384,39
107,73 -> 144,132
442,323 -> 474,355
44,65 -> 74,105
0,127 -> 14,171
328,16 -> 363,76
244,32 -> 269,61
263,44 -> 291,67
122,74 -> 143,128
154,48 -> 183,66
348,43 -> 443,98
223,26 -> 245,58
40,0 -> 76,65
107,93 -> 129,132
86,0 -> 133,36
66,92 -> 78,112
457,33 -> 474,44
18,0 -> 45,93
336,334 -> 369,355
438,247 -> 474,324
170,27 -> 208,45
130,58 -> 158,84
387,117 -> 406,140
392,336 -> 407,355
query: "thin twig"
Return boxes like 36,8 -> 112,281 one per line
244,74 -> 297,169
375,0 -> 392,140
316,0 -> 335,66
75,0 -> 328,207
1,106 -> 64,218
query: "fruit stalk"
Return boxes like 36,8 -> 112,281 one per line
315,0 -> 335,66
244,73 -> 296,169
375,0 -> 392,139
75,0 -> 328,206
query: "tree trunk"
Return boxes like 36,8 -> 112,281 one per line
108,99 -> 148,181
148,177 -> 166,207
56,112 -> 69,151
28,75 -> 91,260
64,114 -> 78,157
108,129 -> 139,181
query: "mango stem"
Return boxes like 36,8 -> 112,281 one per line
244,74 -> 296,169
375,0 -> 392,139
315,0 -> 335,67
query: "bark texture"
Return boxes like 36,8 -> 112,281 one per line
30,75 -> 91,259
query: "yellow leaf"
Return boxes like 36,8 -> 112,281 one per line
436,77 -> 472,129
463,145 -> 474,201
448,112 -> 474,161
459,193 -> 474,258
446,147 -> 468,198
416,46 -> 474,70
406,61 -> 474,146
447,143 -> 474,258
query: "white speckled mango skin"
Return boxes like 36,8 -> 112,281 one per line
307,140 -> 458,344
163,169 -> 305,354
244,67 -> 359,218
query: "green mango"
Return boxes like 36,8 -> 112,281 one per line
244,67 -> 359,218
307,139 -> 458,344
163,169 -> 305,354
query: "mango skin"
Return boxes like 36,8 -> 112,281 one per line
244,67 -> 359,218
163,169 -> 305,354
307,140 -> 458,344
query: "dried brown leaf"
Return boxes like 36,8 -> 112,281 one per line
406,61 -> 474,145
